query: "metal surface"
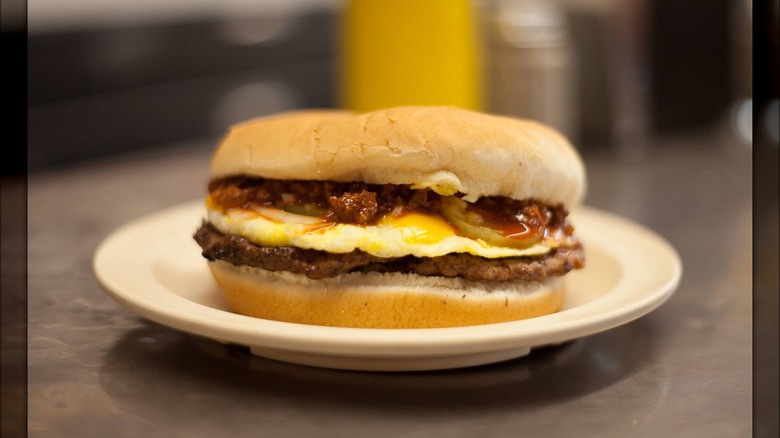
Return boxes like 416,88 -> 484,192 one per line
22,128 -> 758,437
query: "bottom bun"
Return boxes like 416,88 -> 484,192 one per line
208,260 -> 566,329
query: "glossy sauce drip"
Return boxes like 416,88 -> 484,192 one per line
470,204 -> 548,242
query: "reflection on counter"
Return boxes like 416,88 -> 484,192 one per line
88,320 -> 668,437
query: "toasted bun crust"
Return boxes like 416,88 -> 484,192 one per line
210,106 -> 586,206
208,260 -> 566,329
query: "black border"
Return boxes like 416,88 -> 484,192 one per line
752,0 -> 780,435
1,2 -> 28,436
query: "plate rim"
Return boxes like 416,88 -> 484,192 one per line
94,201 -> 682,359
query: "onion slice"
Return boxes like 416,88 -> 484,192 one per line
251,205 -> 329,225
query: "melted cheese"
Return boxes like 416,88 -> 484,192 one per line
207,205 -> 567,259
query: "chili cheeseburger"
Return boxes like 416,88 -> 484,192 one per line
194,106 -> 586,328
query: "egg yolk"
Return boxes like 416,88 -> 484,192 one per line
383,212 -> 456,244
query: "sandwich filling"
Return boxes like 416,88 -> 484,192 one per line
194,177 -> 584,281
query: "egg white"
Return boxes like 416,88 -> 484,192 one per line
207,206 -> 567,259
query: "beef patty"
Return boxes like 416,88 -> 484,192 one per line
194,222 -> 584,282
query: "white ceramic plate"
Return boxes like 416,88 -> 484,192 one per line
94,201 -> 681,372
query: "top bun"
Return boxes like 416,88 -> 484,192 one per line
210,106 -> 586,207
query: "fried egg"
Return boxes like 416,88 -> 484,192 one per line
207,204 -> 572,259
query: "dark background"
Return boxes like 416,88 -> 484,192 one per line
19,0 -> 773,172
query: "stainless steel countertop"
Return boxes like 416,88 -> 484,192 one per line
20,128 -> 760,437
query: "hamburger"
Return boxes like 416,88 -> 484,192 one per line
194,106 -> 586,328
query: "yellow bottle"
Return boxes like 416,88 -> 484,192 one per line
339,0 -> 484,112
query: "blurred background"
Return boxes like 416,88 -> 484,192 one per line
12,0 -> 774,171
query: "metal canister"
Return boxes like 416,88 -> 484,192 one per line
484,0 -> 576,140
